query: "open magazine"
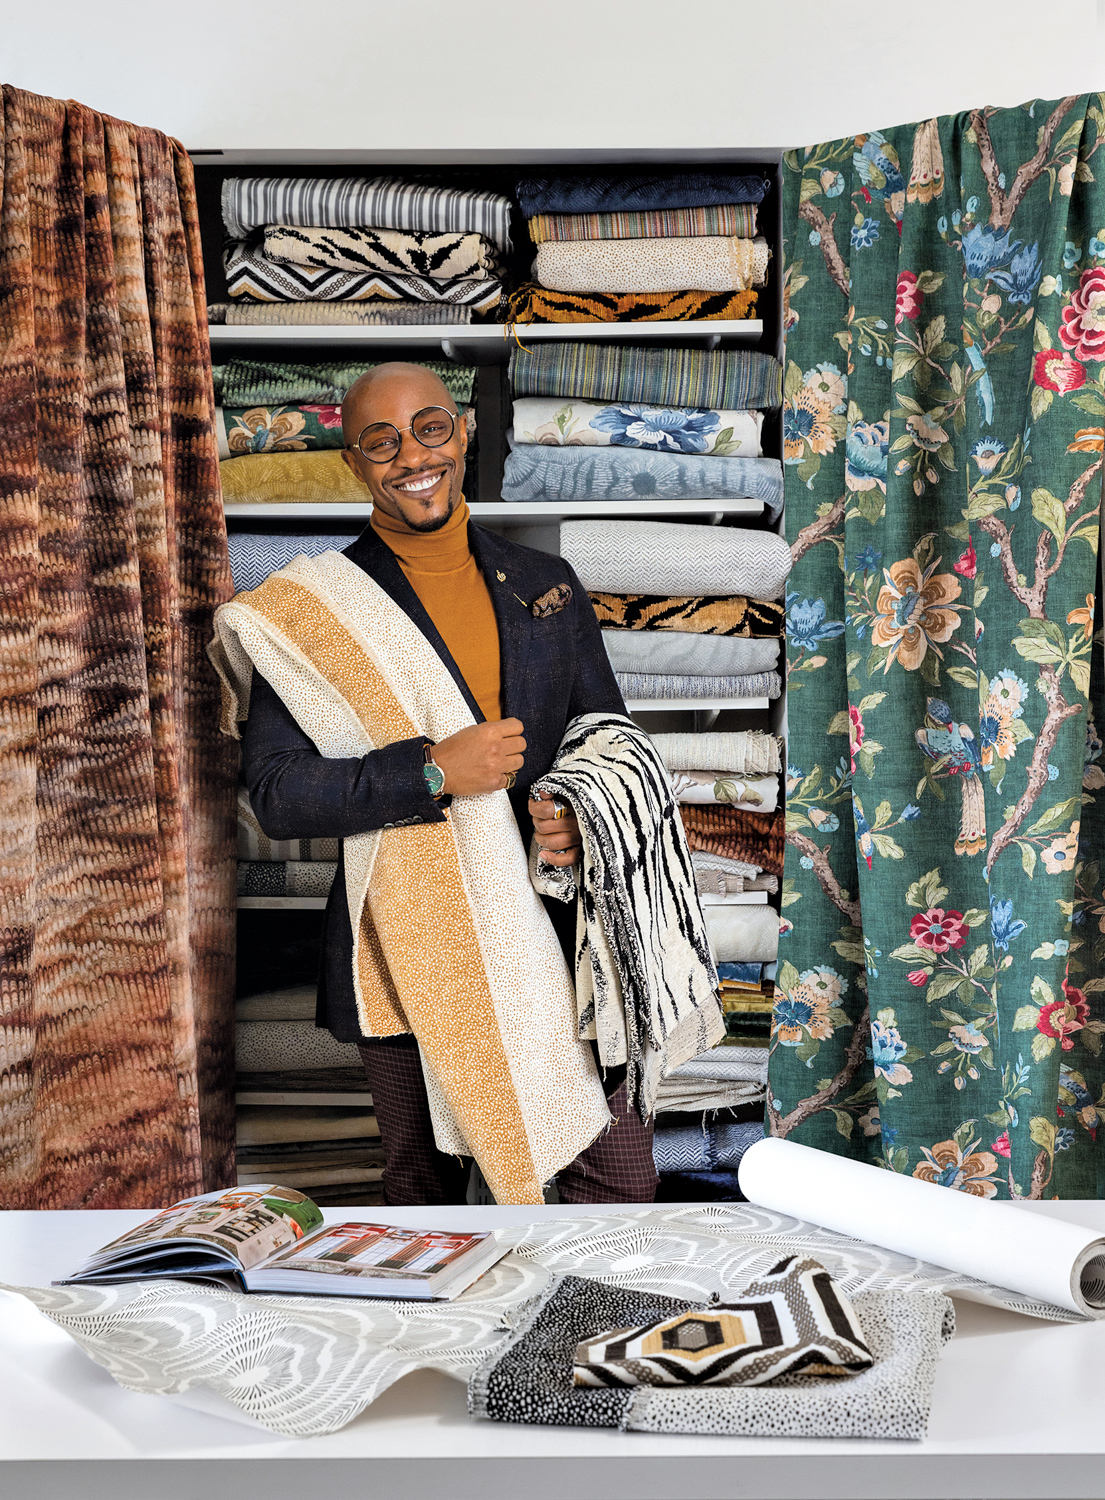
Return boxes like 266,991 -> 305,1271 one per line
59,1185 -> 508,1301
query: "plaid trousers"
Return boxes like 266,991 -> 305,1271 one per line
358,1034 -> 658,1206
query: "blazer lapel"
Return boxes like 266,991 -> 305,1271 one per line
342,524 -> 485,724
469,523 -> 534,723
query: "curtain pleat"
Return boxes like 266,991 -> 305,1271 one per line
774,95 -> 1105,1198
0,85 -> 236,1207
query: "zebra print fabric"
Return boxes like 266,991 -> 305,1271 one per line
530,713 -> 724,1119
263,225 -> 502,281
223,237 -> 502,308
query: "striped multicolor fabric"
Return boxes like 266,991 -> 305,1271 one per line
510,342 -> 782,410
224,239 -> 501,308
221,176 -> 514,253
527,204 -> 759,243
502,285 -> 756,324
573,1256 -> 872,1388
211,359 -> 475,407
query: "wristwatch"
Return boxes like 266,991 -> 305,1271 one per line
422,742 -> 446,800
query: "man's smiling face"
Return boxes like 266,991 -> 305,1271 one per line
340,363 -> 468,532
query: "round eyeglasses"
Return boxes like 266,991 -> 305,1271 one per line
354,406 -> 457,464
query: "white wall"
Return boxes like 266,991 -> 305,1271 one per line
6,0 -> 1105,151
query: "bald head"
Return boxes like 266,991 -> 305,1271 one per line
341,362 -> 458,445
339,361 -> 468,532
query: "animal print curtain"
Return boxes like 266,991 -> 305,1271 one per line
774,95 -> 1105,1198
0,85 -> 236,1206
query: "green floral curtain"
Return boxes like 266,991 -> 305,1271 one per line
774,94 -> 1105,1199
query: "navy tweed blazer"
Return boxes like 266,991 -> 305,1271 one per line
241,520 -> 626,1042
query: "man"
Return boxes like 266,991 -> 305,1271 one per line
239,362 -> 658,1205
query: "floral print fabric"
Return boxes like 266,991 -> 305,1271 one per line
774,95 -> 1105,1199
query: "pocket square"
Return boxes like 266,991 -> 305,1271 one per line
532,584 -> 572,618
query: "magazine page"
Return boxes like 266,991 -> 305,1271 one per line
89,1185 -> 324,1273
262,1223 -> 491,1281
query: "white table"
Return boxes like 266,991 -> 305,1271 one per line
3,1201 -> 1105,1500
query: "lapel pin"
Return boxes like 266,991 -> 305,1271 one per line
496,570 -> 506,581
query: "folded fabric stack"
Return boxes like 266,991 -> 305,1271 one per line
218,176 -> 513,323
506,172 -> 770,324
651,1116 -> 765,1201
504,342 -> 783,519
655,1044 -> 767,1114
234,985 -> 382,1206
716,961 -> 777,1048
212,359 -> 476,507
559,520 -> 788,704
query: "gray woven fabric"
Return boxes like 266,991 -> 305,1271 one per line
504,444 -> 783,518
604,631 -> 779,677
616,670 -> 781,701
650,732 -> 782,775
560,520 -> 792,600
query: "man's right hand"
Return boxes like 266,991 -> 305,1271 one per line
430,718 -> 526,796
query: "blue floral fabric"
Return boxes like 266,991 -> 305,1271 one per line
773,96 -> 1105,1199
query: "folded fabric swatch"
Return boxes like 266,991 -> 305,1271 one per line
513,398 -> 763,458
696,870 -> 746,895
236,1020 -> 364,1074
503,285 -> 756,324
527,204 -> 759,243
670,771 -> 779,812
262,224 -> 502,280
212,359 -> 476,408
222,176 -> 514,254
603,631 -> 778,677
717,962 -> 764,983
238,787 -> 339,862
515,174 -> 770,217
703,904 -> 780,963
573,1255 -> 870,1390
228,533 -> 358,593
534,237 -> 771,295
682,805 -> 784,874
217,403 -> 344,458
615,670 -> 781,701
652,1119 -> 764,1175
651,732 -> 782,775
505,447 -> 783,519
235,986 -> 318,1022
662,1044 -> 767,1085
591,592 -> 784,638
208,301 -> 470,326
511,342 -> 782,410
561,520 -> 791,600
224,239 -> 501,309
237,861 -> 338,898
691,851 -> 762,881
220,451 -> 367,506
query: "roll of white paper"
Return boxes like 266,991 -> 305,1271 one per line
738,1136 -> 1105,1318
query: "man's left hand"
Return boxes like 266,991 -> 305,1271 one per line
529,797 -> 582,868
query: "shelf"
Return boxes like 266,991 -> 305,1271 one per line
625,697 -> 770,712
237,896 -> 328,910
698,891 -> 769,906
223,498 -> 765,522
208,319 -> 764,361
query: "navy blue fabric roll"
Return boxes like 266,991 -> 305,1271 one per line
516,174 -> 770,218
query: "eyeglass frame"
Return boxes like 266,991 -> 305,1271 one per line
351,405 -> 461,464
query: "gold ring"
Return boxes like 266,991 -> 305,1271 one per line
504,771 -> 517,790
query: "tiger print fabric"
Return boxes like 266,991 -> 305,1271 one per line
503,284 -> 757,325
589,592 -> 784,638
0,87 -> 236,1207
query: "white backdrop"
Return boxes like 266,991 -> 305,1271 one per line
5,0 -> 1105,151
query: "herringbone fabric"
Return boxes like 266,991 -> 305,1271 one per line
0,85 -> 236,1207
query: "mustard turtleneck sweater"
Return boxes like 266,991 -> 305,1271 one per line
371,499 -> 503,723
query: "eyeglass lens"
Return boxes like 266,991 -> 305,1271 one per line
358,406 -> 456,463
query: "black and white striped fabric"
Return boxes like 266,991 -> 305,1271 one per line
572,1255 -> 873,1388
224,238 -> 502,309
221,176 -> 514,254
263,225 -> 502,281
530,713 -> 723,1118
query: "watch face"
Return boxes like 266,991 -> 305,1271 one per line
423,762 -> 446,798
